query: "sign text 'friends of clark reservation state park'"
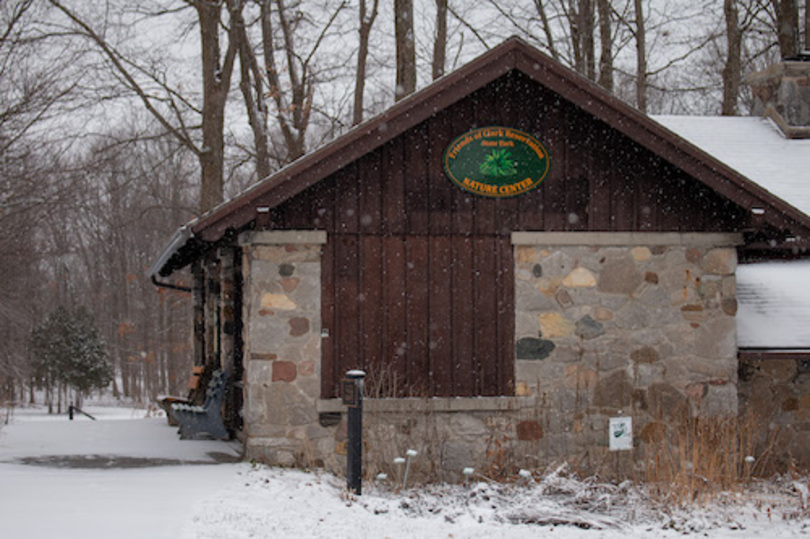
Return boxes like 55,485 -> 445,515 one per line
443,126 -> 550,198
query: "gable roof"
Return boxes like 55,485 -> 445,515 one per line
153,37 -> 810,278
656,116 -> 810,220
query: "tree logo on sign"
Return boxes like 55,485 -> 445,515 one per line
443,126 -> 550,198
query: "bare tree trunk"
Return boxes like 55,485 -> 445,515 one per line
260,0 -> 342,163
395,0 -> 416,100
634,0 -> 647,112
773,0 -> 799,58
566,0 -> 584,73
534,0 -> 560,61
275,0 -> 306,158
234,6 -> 272,179
565,0 -> 595,78
197,0 -> 239,212
597,0 -> 613,91
722,0 -> 742,115
433,0 -> 448,80
580,0 -> 595,80
353,0 -> 379,124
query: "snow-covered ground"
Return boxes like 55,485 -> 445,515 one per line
0,405 -> 809,538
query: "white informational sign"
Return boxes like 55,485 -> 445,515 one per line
609,417 -> 633,451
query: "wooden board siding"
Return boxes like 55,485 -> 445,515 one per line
269,72 -> 748,236
265,71 -> 750,399
321,235 -> 514,398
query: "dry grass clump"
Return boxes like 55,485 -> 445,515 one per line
643,409 -> 779,507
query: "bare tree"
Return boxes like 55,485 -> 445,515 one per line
581,0 -> 596,79
723,0 -> 742,114
39,128 -> 197,401
196,0 -> 240,211
633,0 -> 647,111
48,0 -> 240,213
237,0 -> 347,169
353,0 -> 379,124
597,0 -> 613,91
433,0 -> 448,80
395,0 -> 416,100
558,0 -> 596,78
535,0 -> 561,61
772,0 -> 799,57
234,4 -> 272,179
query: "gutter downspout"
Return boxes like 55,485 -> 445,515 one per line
150,274 -> 192,293
148,225 -> 196,292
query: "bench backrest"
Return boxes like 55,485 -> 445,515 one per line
203,370 -> 228,410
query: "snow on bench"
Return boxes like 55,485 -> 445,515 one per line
170,369 -> 230,441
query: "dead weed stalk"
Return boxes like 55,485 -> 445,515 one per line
643,409 -> 778,507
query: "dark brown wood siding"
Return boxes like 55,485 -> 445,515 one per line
269,72 -> 747,236
264,70 -> 749,398
321,235 -> 514,398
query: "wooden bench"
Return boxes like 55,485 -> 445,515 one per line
157,366 -> 206,426
170,369 -> 230,440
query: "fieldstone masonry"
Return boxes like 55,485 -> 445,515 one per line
238,230 -> 744,478
748,61 -> 810,128
239,230 -> 330,467
739,356 -> 810,469
510,232 -> 742,468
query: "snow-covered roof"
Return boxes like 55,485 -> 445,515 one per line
736,260 -> 810,349
654,116 -> 810,218
655,115 -> 810,350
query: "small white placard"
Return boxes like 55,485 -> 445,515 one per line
609,417 -> 633,451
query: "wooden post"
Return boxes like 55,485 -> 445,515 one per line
192,261 -> 206,403
192,261 -> 205,365
805,0 -> 809,54
219,247 -> 236,431
204,257 -> 221,374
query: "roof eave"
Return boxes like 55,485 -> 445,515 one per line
148,225 -> 195,279
154,36 -> 810,277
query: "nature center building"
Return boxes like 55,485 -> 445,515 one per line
151,37 -> 810,474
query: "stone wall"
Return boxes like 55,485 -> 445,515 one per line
510,232 -> 742,468
239,231 -> 332,467
239,230 -> 744,477
739,355 -> 810,470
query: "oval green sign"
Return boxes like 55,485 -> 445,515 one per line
443,126 -> 550,198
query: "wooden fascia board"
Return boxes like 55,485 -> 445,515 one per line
512,53 -> 810,237
739,349 -> 810,360
741,239 -> 810,252
193,48 -> 521,242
